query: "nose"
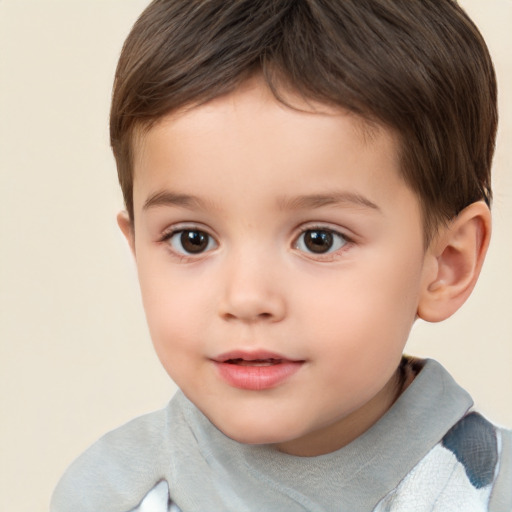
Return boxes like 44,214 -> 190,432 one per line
217,251 -> 286,323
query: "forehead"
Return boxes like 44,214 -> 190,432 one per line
130,80 -> 414,219
135,82 -> 389,161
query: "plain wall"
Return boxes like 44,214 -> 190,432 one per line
0,1 -> 510,510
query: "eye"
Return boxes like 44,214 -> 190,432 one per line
295,228 -> 348,255
166,229 -> 217,255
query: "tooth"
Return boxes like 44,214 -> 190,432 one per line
224,358 -> 284,366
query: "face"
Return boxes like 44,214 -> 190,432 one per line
125,81 -> 432,456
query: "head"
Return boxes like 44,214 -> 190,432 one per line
111,0 -> 496,455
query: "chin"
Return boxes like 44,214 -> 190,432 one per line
213,415 -> 301,446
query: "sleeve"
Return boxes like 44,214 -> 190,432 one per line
488,427 -> 512,512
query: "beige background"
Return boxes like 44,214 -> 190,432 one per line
0,1 -> 510,510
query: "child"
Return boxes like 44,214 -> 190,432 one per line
51,0 -> 511,510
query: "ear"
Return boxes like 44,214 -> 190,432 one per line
417,201 -> 491,323
117,210 -> 136,256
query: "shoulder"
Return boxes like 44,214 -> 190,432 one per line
436,413 -> 512,510
440,411 -> 512,509
375,411 -> 512,511
441,412 -> 499,489
50,404 -> 172,512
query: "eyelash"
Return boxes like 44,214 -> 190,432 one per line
159,225 -> 353,261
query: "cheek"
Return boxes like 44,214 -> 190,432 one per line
137,264 -> 209,353
139,281 -> 207,387
298,255 -> 423,357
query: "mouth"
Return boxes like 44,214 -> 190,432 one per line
224,358 -> 285,367
212,351 -> 304,390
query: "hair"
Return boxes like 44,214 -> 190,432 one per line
110,0 -> 497,244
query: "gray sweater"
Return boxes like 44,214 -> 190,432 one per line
51,359 -> 512,511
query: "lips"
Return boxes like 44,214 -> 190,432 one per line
213,351 -> 304,390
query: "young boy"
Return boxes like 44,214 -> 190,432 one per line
51,0 -> 511,510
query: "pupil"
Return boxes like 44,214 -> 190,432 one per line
181,230 -> 208,253
305,230 -> 333,253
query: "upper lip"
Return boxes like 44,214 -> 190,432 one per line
213,350 -> 303,363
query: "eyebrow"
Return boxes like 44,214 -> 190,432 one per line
143,191 -> 213,211
142,189 -> 380,213
277,191 -> 381,212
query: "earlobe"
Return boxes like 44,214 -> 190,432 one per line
417,201 -> 491,323
117,210 -> 136,256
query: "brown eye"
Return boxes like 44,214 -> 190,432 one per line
181,230 -> 209,253
296,229 -> 347,255
168,229 -> 216,255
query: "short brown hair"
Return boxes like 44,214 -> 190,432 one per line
110,0 -> 497,243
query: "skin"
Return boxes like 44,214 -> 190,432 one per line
119,80 -> 491,457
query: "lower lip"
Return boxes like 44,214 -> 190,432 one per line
214,361 -> 303,390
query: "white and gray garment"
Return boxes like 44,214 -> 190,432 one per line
51,359 -> 512,512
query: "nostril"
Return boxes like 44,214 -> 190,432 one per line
222,311 -> 273,322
